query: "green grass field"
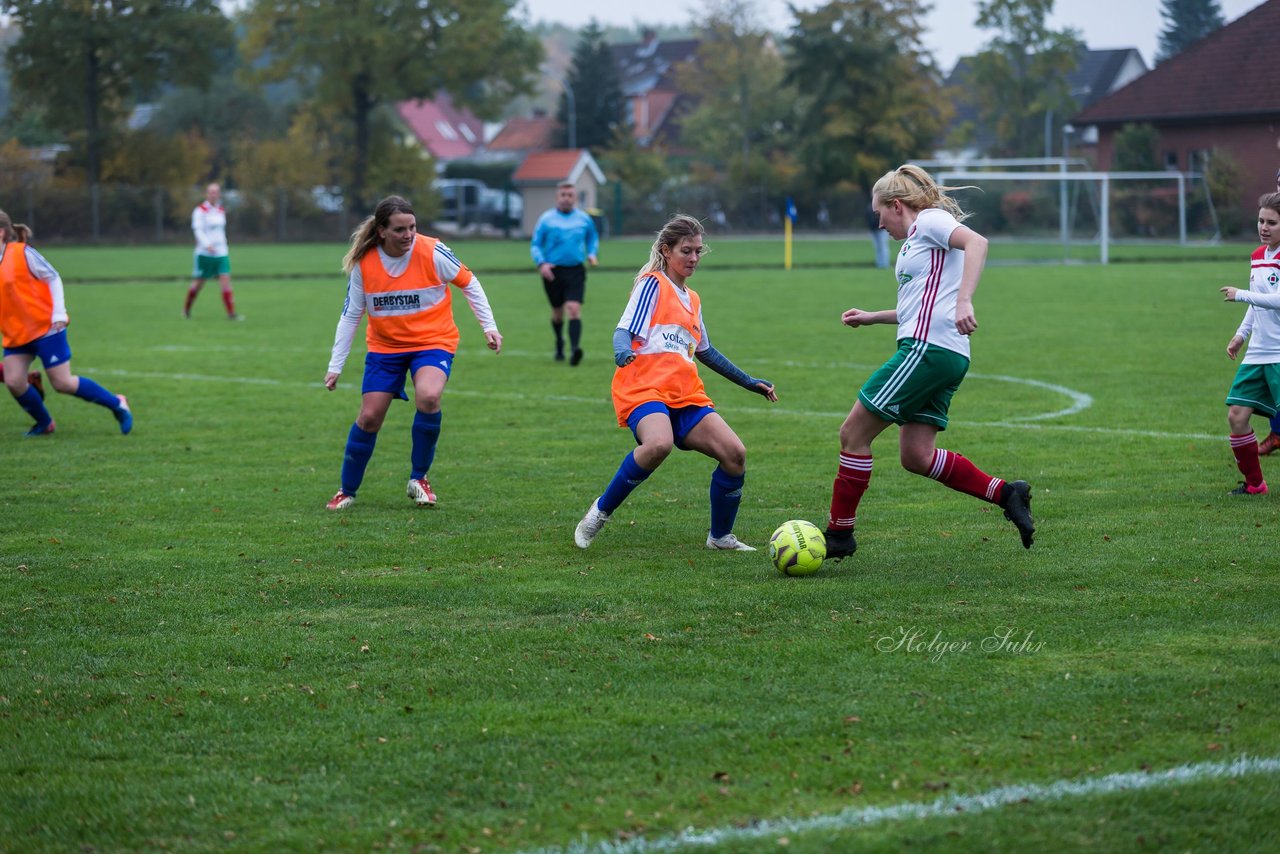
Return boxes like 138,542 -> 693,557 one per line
3,236 -> 1278,852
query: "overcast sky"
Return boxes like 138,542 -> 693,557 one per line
520,0 -> 1263,71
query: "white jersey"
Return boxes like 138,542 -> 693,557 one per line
894,207 -> 969,358
1232,243 -> 1280,365
327,242 -> 497,374
192,201 -> 228,257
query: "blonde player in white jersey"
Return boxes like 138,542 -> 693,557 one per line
1220,191 -> 1280,495
184,182 -> 241,320
823,164 -> 1035,561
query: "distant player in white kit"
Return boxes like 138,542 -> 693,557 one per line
1221,191 -> 1280,495
184,182 -> 241,320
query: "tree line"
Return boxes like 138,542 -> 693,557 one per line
0,0 -> 1225,232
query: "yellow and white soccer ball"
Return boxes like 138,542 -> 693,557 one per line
768,520 -> 826,576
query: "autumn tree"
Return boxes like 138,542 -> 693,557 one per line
556,20 -> 625,150
785,0 -> 946,193
2,0 -> 232,191
1156,0 -> 1224,62
242,0 -> 541,214
966,0 -> 1083,157
678,0 -> 795,209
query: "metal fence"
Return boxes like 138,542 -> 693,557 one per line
0,176 -> 1236,246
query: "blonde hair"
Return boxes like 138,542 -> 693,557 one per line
0,209 -> 33,243
636,214 -> 705,280
342,195 -> 415,273
872,164 -> 975,222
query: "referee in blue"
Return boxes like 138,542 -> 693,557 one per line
530,182 -> 599,365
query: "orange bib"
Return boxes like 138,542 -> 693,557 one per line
611,272 -> 712,425
360,234 -> 472,354
0,242 -> 55,348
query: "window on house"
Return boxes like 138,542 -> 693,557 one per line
435,121 -> 458,140
1163,150 -> 1179,171
1189,149 -> 1211,174
458,125 -> 476,143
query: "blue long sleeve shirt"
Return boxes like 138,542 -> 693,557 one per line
530,207 -> 599,267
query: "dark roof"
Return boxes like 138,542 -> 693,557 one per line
1069,48 -> 1146,109
944,47 -> 1144,116
1075,0 -> 1280,124
610,34 -> 699,96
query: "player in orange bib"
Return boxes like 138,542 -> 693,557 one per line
574,214 -> 777,551
1,209 -> 132,437
323,195 -> 502,510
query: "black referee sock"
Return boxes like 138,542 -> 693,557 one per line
568,319 -> 582,352
552,320 -> 564,355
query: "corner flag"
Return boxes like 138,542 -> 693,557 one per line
784,196 -> 797,270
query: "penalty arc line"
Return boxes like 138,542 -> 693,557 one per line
521,755 -> 1280,854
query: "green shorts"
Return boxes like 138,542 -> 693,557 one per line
1225,362 -> 1280,417
193,254 -> 230,279
858,338 -> 970,430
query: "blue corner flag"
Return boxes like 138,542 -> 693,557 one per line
785,197 -> 797,223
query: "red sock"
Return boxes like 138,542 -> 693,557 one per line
829,453 -> 872,531
222,286 -> 236,316
1230,432 -> 1265,487
928,449 -> 1003,502
184,283 -> 201,313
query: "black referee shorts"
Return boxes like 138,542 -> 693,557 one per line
543,263 -> 586,308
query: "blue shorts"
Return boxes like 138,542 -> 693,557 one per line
362,349 -> 453,400
626,401 -> 715,449
4,329 -> 72,367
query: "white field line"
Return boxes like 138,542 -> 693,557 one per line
524,755 -> 1280,854
88,363 -> 1222,442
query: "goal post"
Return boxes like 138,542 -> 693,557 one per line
913,159 -> 1203,264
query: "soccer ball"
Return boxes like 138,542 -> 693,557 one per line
768,520 -> 826,576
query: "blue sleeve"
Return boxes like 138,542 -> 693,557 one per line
530,215 -> 547,265
585,212 -> 600,258
696,344 -> 773,396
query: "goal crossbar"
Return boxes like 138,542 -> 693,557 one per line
937,170 -> 1198,264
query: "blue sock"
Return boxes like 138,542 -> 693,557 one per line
1271,413 -> 1280,434
14,386 -> 52,427
709,466 -> 745,539
598,451 -> 651,514
341,423 -> 378,495
73,376 -> 120,410
411,410 -> 442,479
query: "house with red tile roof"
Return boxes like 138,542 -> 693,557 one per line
484,113 -> 557,164
1072,0 -> 1280,215
395,92 -> 485,163
512,149 -> 606,234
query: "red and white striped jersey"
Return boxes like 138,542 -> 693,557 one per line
894,208 -> 970,358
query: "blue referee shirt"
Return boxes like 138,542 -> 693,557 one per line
530,207 -> 599,267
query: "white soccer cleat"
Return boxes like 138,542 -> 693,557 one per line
406,478 -> 437,506
574,498 -> 610,549
706,533 -> 756,551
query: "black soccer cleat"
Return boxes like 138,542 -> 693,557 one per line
823,527 -> 857,562
999,480 -> 1035,549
